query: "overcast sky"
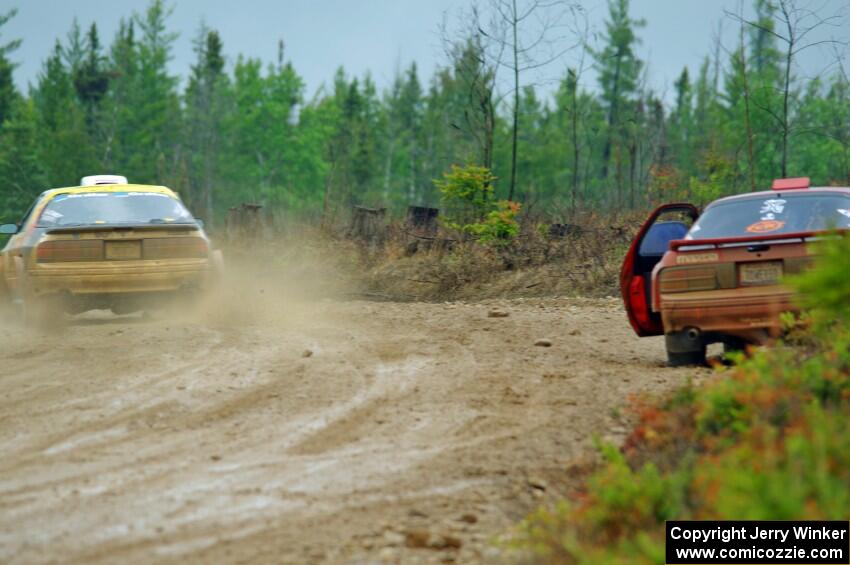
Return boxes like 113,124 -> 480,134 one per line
2,0 -> 848,104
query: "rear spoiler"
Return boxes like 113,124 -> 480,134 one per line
670,229 -> 848,251
46,223 -> 200,235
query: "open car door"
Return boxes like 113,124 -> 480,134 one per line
620,203 -> 699,337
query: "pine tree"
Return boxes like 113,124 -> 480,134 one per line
185,26 -> 227,223
746,0 -> 784,182
668,68 -> 693,175
382,63 -> 424,208
32,41 -> 97,185
443,37 -> 497,174
130,0 -> 180,184
592,0 -> 645,204
0,99 -> 48,220
73,23 -> 110,134
0,8 -> 21,129
101,18 -> 139,172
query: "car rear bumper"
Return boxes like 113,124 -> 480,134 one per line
660,285 -> 796,342
26,258 -> 212,296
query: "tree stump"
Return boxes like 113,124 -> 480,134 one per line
226,203 -> 265,244
405,206 -> 439,237
548,223 -> 583,238
348,205 -> 386,243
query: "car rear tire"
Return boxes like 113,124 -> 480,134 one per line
17,294 -> 64,330
665,331 -> 707,367
666,349 -> 707,367
12,262 -> 65,331
0,277 -> 12,317
208,249 -> 225,292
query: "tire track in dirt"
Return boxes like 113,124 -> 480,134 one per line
0,297 -> 708,564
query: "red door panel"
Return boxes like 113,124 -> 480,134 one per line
620,203 -> 699,337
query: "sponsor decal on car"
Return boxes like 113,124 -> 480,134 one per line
759,198 -> 786,220
746,220 -> 785,233
676,252 -> 719,264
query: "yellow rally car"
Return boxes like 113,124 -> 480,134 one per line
0,175 -> 223,324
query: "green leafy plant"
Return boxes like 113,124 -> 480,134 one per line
435,164 -> 497,229
464,200 -> 521,246
434,165 -> 521,246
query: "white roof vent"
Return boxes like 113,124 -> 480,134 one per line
81,175 -> 128,186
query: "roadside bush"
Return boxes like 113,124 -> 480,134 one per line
435,164 -> 522,247
435,164 -> 497,229
465,200 -> 521,247
511,233 -> 850,563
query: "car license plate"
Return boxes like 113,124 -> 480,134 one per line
740,261 -> 782,285
105,240 -> 141,260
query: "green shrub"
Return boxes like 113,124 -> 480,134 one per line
434,164 -> 522,247
434,164 -> 496,228
464,200 -> 521,247
793,232 -> 850,331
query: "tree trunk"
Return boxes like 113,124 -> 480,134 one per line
321,163 -> 335,229
736,15 -> 757,192
601,53 -> 622,181
629,141 -> 637,209
570,77 -> 580,212
779,0 -> 794,179
508,0 -> 519,202
383,137 -> 395,199
481,93 -> 494,172
409,136 -> 417,203
781,47 -> 792,178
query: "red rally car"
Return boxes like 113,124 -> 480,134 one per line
620,177 -> 850,366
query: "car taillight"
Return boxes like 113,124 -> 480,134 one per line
143,237 -> 208,259
36,240 -> 104,263
658,267 -> 718,293
628,276 -> 652,329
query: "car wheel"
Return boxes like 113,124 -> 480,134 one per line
0,281 -> 12,317
13,265 -> 64,330
14,294 -> 56,330
666,349 -> 707,367
665,330 -> 707,367
184,289 -> 205,312
209,249 -> 225,289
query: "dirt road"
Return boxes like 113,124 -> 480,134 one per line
0,296 -> 706,564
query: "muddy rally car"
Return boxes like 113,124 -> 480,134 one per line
621,177 -> 850,366
0,175 -> 223,324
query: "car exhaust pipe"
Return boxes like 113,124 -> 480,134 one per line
686,327 -> 701,341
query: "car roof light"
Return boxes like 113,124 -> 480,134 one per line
772,177 -> 810,190
80,175 -> 129,186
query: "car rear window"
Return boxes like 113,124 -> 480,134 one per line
37,192 -> 195,227
686,192 -> 850,240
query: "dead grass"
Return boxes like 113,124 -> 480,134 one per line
359,211 -> 640,301
217,210 -> 643,302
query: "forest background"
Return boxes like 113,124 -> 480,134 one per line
0,0 -> 848,230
